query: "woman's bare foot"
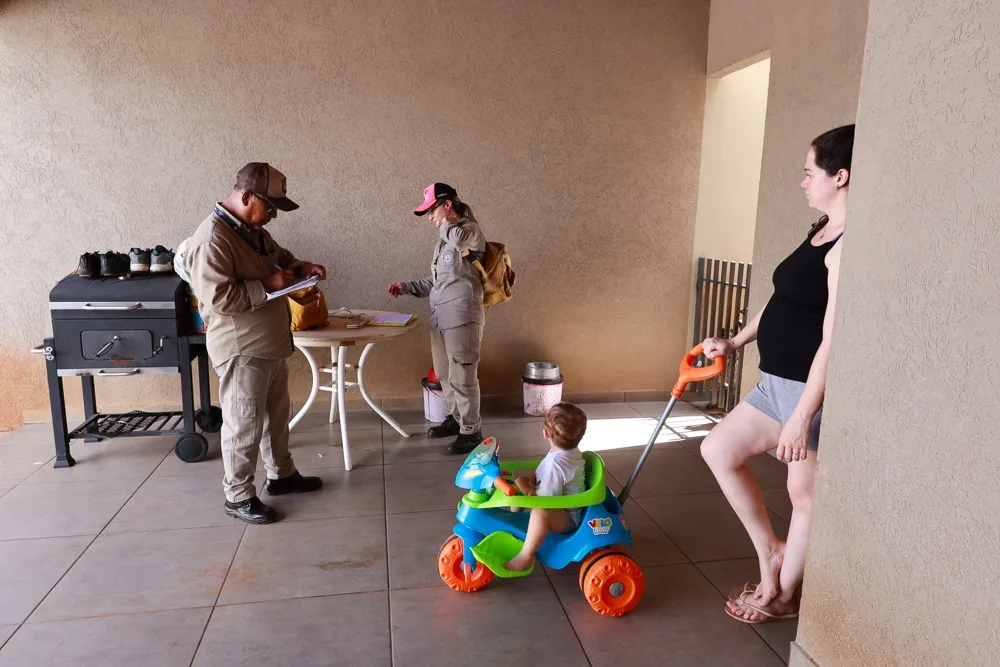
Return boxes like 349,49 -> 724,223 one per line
754,542 -> 785,605
504,552 -> 535,571
725,595 -> 798,624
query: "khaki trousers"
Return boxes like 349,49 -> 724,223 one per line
215,356 -> 297,502
430,323 -> 483,434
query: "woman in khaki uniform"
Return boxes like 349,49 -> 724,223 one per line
389,183 -> 486,455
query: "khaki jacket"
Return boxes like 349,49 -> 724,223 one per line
186,207 -> 305,365
404,217 -> 486,330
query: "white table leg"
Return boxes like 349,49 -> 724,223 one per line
289,345 -> 319,431
328,346 -> 339,424
337,345 -> 352,470
357,343 -> 411,438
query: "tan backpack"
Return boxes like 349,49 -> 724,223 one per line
468,241 -> 515,307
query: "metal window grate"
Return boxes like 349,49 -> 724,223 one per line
691,258 -> 752,412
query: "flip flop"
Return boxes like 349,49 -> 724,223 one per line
727,582 -> 758,602
724,588 -> 799,625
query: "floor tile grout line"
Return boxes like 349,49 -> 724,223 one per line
188,522 -> 249,667
630,498 -> 697,565
689,561 -> 789,664
11,605 -> 218,628
381,450 -> 394,667
0,448 -> 179,646
543,569 -> 594,667
0,532 -> 101,651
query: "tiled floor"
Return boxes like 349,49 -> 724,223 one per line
0,402 -> 797,666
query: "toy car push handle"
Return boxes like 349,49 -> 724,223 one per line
672,345 -> 725,399
493,476 -> 517,497
619,345 -> 726,506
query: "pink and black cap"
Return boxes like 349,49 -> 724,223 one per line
413,182 -> 457,216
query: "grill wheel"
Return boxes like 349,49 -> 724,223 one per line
175,433 -> 209,463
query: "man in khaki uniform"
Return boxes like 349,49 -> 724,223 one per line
186,162 -> 326,524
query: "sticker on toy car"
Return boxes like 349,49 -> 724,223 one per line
588,517 -> 613,535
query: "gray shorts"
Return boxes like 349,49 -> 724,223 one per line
744,373 -> 823,451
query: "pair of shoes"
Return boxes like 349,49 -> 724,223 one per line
427,414 -> 460,438
446,431 -> 484,456
224,497 -> 278,524
78,251 -> 130,278
263,471 -> 324,496
129,246 -> 174,273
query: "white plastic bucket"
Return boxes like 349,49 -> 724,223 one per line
522,379 -> 564,416
422,379 -> 449,423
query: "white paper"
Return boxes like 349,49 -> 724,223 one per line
368,313 -> 415,326
265,275 -> 319,301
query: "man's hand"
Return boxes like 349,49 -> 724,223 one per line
300,263 -> 326,280
388,282 -> 406,297
262,269 -> 297,293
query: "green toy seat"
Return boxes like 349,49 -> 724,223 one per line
480,451 -> 607,511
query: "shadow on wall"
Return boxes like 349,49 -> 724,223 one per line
479,337 -> 551,397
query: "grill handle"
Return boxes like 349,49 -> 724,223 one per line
82,303 -> 142,311
95,336 -> 121,358
31,344 -> 55,361
93,369 -> 141,377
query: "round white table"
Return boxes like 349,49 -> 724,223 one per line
290,310 -> 419,470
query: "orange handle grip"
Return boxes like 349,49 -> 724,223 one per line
493,476 -> 516,497
671,344 -> 726,398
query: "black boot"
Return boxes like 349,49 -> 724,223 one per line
427,414 -> 460,438
263,471 -> 324,495
224,497 -> 278,524
446,431 -> 484,455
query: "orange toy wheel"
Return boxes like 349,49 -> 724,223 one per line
580,552 -> 645,617
438,535 -> 494,593
578,547 -> 628,591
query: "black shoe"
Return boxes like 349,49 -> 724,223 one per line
78,252 -> 100,278
446,431 -> 483,455
428,414 -> 461,438
100,251 -> 130,277
263,471 -> 323,496
150,245 -> 174,273
224,497 -> 278,524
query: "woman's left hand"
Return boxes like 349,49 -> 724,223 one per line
776,417 -> 809,463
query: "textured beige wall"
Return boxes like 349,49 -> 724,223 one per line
687,58 -> 769,348
740,0 -> 870,388
793,2 -> 1000,665
691,58 -> 769,265
0,0 -> 710,429
707,0 -> 774,75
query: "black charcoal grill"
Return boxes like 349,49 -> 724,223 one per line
34,272 -> 221,467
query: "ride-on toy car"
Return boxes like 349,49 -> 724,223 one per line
437,345 -> 725,616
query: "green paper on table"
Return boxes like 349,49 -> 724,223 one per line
470,532 -> 534,578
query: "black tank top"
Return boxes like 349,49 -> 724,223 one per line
756,230 -> 841,382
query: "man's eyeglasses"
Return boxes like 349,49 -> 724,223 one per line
251,191 -> 277,214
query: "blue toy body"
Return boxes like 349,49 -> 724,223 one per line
449,438 -> 632,573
